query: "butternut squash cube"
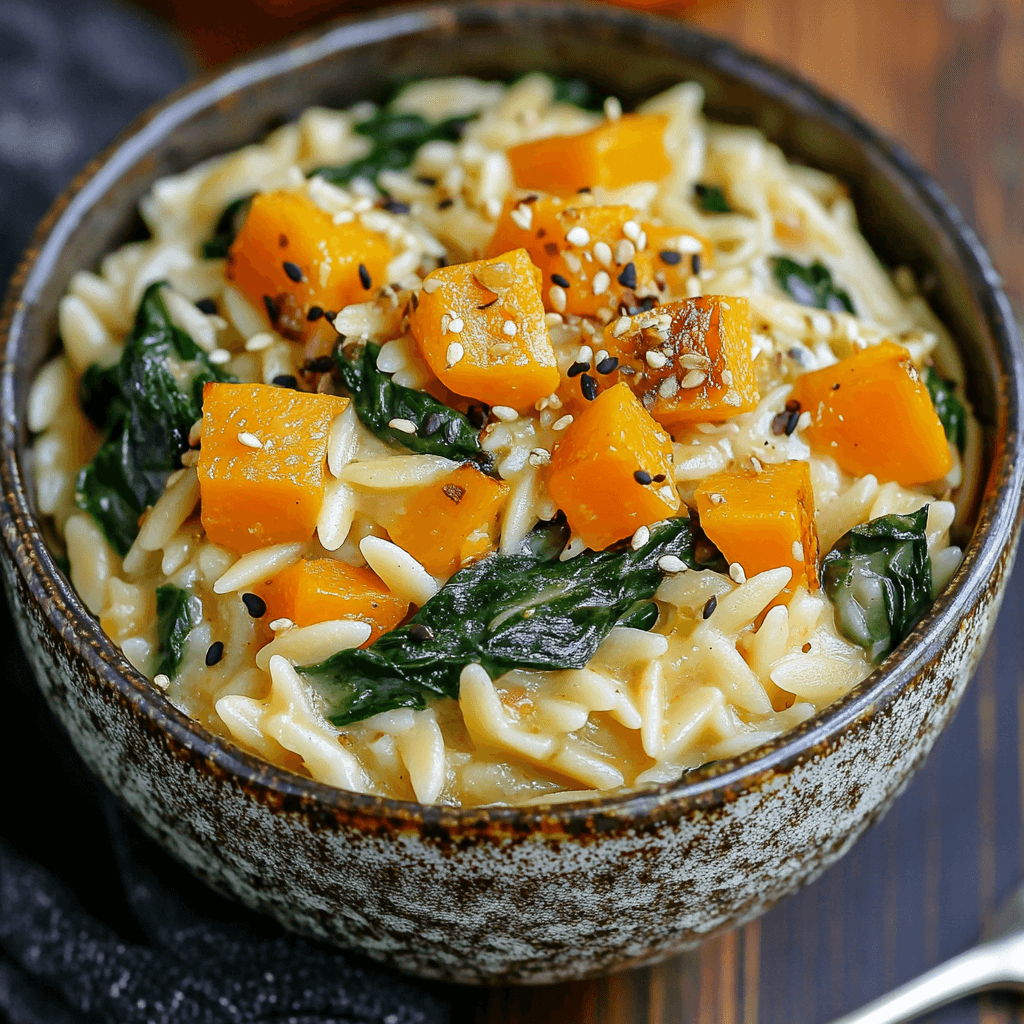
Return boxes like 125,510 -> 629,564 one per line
694,461 -> 820,595
227,190 -> 392,340
198,382 -> 348,553
642,224 -> 713,294
507,114 -> 672,195
409,248 -> 559,407
601,296 -> 759,426
388,463 -> 510,577
788,341 -> 953,486
547,382 -> 679,550
256,558 -> 407,642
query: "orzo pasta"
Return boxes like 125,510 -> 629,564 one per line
31,74 -> 977,806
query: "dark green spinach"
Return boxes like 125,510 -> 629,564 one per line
76,282 -> 234,556
548,74 -> 608,111
334,341 -> 492,469
201,195 -> 253,259
772,257 -> 856,314
924,366 -> 966,453
300,515 -> 704,725
821,507 -> 932,662
155,584 -> 197,679
694,183 -> 732,213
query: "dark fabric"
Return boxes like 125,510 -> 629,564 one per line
0,3 -> 447,1021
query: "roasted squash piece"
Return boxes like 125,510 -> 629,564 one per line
694,460 -> 820,595
642,224 -> 712,295
507,114 -> 672,195
600,296 -> 759,426
198,382 -> 348,553
788,340 -> 953,486
256,558 -> 407,642
227,190 -> 392,340
388,463 -> 510,577
547,382 -> 679,550
409,248 -> 558,408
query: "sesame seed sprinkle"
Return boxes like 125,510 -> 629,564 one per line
503,320 -> 517,337
446,341 -> 465,367
307,305 -> 324,321
567,361 -> 589,377
153,673 -> 170,690
702,594 -> 718,618
645,350 -> 668,369
729,563 -> 747,584
209,348 -> 232,365
596,355 -> 619,374
358,263 -> 372,289
566,226 -> 590,246
681,369 -> 707,389
631,526 -> 650,550
613,315 -> 632,337
242,592 -> 267,617
448,317 -> 465,334
623,220 -> 641,241
659,249 -> 682,266
592,270 -> 611,296
528,448 -> 552,467
580,373 -> 598,401
205,641 -> 224,667
552,414 -> 574,431
388,418 -> 418,434
614,239 -> 636,265
422,278 -> 441,293
634,470 -> 653,485
617,262 -> 637,289
594,241 -> 613,267
659,554 -> 688,574
245,332 -> 274,352
549,285 -> 567,312
237,432 -> 262,449
268,617 -> 294,631
492,405 -> 519,422
551,272 -> 571,288
283,260 -> 303,282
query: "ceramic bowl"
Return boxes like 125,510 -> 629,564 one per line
1,0 -> 1022,986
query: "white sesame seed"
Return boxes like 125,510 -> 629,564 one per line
792,540 -> 805,562
545,312 -> 564,326
594,241 -> 613,267
679,352 -> 712,369
268,617 -> 295,631
636,230 -> 647,251
592,270 -> 611,296
645,350 -> 668,369
797,411 -> 812,431
659,376 -> 679,398
547,393 -> 563,409
658,554 -> 687,573
630,525 -> 650,551
710,492 -> 726,505
448,317 -> 465,334
614,239 -> 635,265
729,562 -> 747,584
552,414 -> 574,431
510,204 -> 533,230
528,447 -> 552,467
492,405 -> 519,422
549,285 -> 567,312
576,345 -> 594,363
681,369 -> 707,389
209,348 -> 232,365
675,235 -> 703,253
446,341 -> 465,367
721,369 -> 734,386
563,251 -> 582,274
153,673 -> 170,690
596,308 -> 613,324
503,320 -> 517,337
613,315 -> 633,338
245,332 -> 274,352
566,226 -> 590,246
237,432 -> 262,449
604,96 -> 622,121
388,418 -> 417,434
422,277 -> 441,293
594,349 -> 609,365
440,313 -> 451,334
750,456 -> 763,473
623,220 -> 641,241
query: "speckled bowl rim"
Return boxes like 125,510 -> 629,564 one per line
2,0 -> 1022,833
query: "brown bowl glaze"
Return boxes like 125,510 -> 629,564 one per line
1,1 -> 1022,986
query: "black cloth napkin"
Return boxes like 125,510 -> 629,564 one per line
0,2 -> 447,1021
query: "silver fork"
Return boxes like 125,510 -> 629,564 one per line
828,883 -> 1024,1024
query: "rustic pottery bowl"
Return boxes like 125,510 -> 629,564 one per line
1,0 -> 1022,987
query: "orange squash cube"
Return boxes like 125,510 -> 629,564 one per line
388,464 -> 510,577
507,115 -> 672,195
198,382 -> 348,553
547,382 -> 679,550
409,248 -> 558,408
642,224 -> 712,294
694,461 -> 820,595
600,296 -> 759,427
788,341 -> 953,486
227,190 -> 393,339
256,558 -> 407,642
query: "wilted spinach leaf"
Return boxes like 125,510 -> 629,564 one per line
201,195 -> 253,259
75,281 -> 234,556
822,507 -> 932,662
300,515 -> 704,725
334,341 -> 491,469
548,74 -> 608,111
924,367 -> 966,453
694,183 -> 731,213
772,257 -> 856,314
155,584 -> 196,680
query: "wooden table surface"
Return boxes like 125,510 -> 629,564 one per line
442,0 -> 1024,1021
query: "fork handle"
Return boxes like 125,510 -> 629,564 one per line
827,935 -> 1024,1024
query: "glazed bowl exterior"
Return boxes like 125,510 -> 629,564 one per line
1,1 -> 1022,986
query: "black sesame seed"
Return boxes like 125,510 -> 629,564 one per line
638,295 -> 658,312
617,262 -> 637,289
702,595 -> 718,620
438,197 -> 454,210
580,373 -> 598,401
652,473 -> 666,483
659,249 -> 682,266
785,410 -> 800,435
283,260 -> 303,282
522,194 -> 539,204
567,361 -> 590,377
467,404 -> 488,428
416,175 -> 438,186
634,470 -> 653,485
408,623 -> 435,642
262,294 -> 278,323
304,356 -> 335,374
551,273 -> 571,288
832,382 -> 841,390
241,592 -> 267,618
358,263 -> 372,290
691,253 -> 702,275
423,412 -> 443,436
323,310 -> 337,323
205,641 -> 224,667
272,374 -> 298,389
383,199 -> 411,214
596,356 -> 619,375
307,305 -> 324,321
577,186 -> 592,194
195,297 -> 218,314
771,412 -> 790,436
